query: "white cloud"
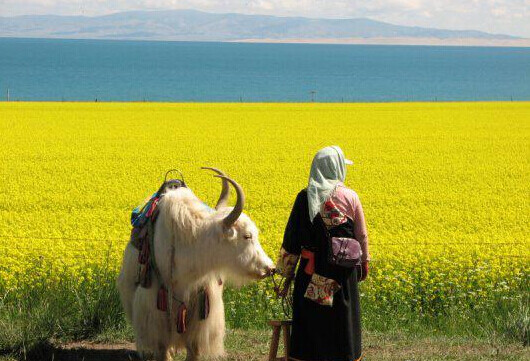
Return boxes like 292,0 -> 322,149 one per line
1,0 -> 529,37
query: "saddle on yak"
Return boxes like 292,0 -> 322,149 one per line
130,170 -> 186,288
129,169 -> 210,333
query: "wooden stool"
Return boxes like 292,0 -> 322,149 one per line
268,320 -> 292,361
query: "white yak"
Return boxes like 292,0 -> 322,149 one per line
117,168 -> 274,361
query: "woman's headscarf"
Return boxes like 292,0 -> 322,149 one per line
307,146 -> 353,222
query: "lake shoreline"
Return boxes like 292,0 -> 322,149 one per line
229,36 -> 530,48
2,35 -> 530,47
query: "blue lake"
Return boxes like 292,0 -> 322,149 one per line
0,37 -> 529,102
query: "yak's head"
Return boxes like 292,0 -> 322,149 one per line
203,168 -> 275,284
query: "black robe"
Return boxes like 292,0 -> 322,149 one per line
282,189 -> 362,361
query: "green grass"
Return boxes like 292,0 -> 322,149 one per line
0,267 -> 125,360
0,266 -> 527,359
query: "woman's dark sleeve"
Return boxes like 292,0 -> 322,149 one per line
276,191 -> 308,278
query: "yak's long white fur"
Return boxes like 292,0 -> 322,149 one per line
117,187 -> 273,361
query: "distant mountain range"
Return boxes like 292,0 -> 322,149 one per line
1,9 -> 528,46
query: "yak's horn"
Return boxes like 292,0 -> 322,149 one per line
213,175 -> 245,229
201,167 -> 230,209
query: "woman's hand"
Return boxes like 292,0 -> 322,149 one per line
357,261 -> 369,282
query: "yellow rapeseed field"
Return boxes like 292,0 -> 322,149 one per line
0,102 -> 528,313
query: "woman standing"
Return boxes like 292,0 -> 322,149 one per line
275,146 -> 370,361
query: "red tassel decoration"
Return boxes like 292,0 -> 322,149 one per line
157,286 -> 168,312
176,303 -> 187,334
198,288 -> 210,320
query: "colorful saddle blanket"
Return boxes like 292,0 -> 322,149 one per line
131,192 -> 159,228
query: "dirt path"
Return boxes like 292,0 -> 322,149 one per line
4,330 -> 528,361
45,342 -> 139,361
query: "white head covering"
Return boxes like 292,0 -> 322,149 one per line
307,146 -> 353,222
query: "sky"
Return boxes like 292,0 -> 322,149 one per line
1,0 -> 529,38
